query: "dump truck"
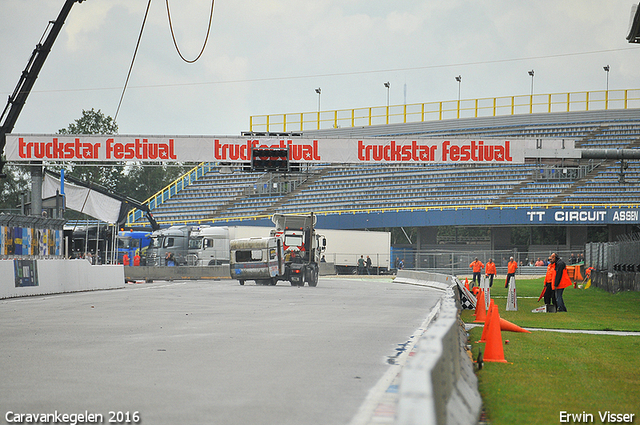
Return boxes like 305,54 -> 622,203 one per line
229,213 -> 326,286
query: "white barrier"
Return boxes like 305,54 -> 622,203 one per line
395,270 -> 482,425
1,259 -> 124,299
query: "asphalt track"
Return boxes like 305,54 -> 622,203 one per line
0,277 -> 442,425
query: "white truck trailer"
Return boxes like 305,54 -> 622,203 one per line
319,228 -> 391,274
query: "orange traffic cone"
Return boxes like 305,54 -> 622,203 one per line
483,305 -> 507,363
479,300 -> 495,342
500,317 -> 531,333
474,290 -> 487,323
465,278 -> 470,292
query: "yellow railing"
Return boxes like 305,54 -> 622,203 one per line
126,162 -> 215,227
249,89 -> 640,133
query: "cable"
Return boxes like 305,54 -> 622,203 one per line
114,0 -> 152,122
165,0 -> 215,63
4,46 -> 638,97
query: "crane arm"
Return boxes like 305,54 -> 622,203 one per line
0,0 -> 86,177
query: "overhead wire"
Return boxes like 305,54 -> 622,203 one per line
7,46 -> 637,98
114,0 -> 152,122
165,0 -> 215,63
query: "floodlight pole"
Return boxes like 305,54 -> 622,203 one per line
384,82 -> 391,124
455,76 -> 462,118
528,70 -> 535,113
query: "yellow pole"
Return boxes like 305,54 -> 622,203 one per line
586,91 -> 589,111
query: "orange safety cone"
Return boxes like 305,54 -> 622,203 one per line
474,290 -> 487,323
499,317 -> 531,333
483,305 -> 507,363
465,278 -> 470,292
479,300 -> 495,342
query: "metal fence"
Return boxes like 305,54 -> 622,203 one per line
586,239 -> 640,271
390,248 -> 581,275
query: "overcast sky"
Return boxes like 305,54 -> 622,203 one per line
1,0 -> 639,137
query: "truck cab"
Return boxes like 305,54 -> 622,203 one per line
116,230 -> 151,265
188,226 -> 230,266
271,213 -> 325,286
146,225 -> 190,266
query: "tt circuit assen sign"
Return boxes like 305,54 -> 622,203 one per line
3,135 -> 556,164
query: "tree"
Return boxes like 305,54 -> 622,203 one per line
0,165 -> 30,213
58,108 -> 191,203
58,108 -> 118,135
57,108 -> 124,192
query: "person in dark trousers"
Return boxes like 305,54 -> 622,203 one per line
505,256 -> 518,288
357,255 -> 365,275
365,256 -> 372,275
550,252 -> 571,312
469,257 -> 484,286
485,258 -> 496,287
543,257 -> 558,312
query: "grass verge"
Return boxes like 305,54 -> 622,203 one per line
461,278 -> 640,424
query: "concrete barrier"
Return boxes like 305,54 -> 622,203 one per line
395,270 -> 482,425
124,265 -> 231,282
1,259 -> 124,299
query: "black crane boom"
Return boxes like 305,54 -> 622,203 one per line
0,0 -> 86,177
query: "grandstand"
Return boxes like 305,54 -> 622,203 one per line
126,94 -> 640,255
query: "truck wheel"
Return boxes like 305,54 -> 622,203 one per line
270,278 -> 277,286
239,280 -> 245,286
308,268 -> 318,287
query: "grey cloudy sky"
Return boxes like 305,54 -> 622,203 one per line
1,0 -> 639,136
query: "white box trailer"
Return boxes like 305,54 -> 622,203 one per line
318,229 -> 391,274
229,226 -> 391,275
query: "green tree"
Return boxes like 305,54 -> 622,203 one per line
58,108 -> 118,135
0,165 -> 30,213
57,108 -> 124,192
58,108 -> 191,203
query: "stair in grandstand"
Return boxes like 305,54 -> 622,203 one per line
210,165 -> 334,218
494,178 -> 535,205
261,165 -> 335,216
574,125 -> 607,148
549,160 -> 611,204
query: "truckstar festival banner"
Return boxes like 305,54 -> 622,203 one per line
5,134 -> 572,164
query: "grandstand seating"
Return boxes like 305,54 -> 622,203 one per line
130,108 -> 640,226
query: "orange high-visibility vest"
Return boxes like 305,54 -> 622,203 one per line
470,260 -> 484,272
508,260 -> 518,274
544,263 -> 555,284
485,262 -> 496,275
553,263 -> 572,290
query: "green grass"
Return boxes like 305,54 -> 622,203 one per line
461,279 -> 640,424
